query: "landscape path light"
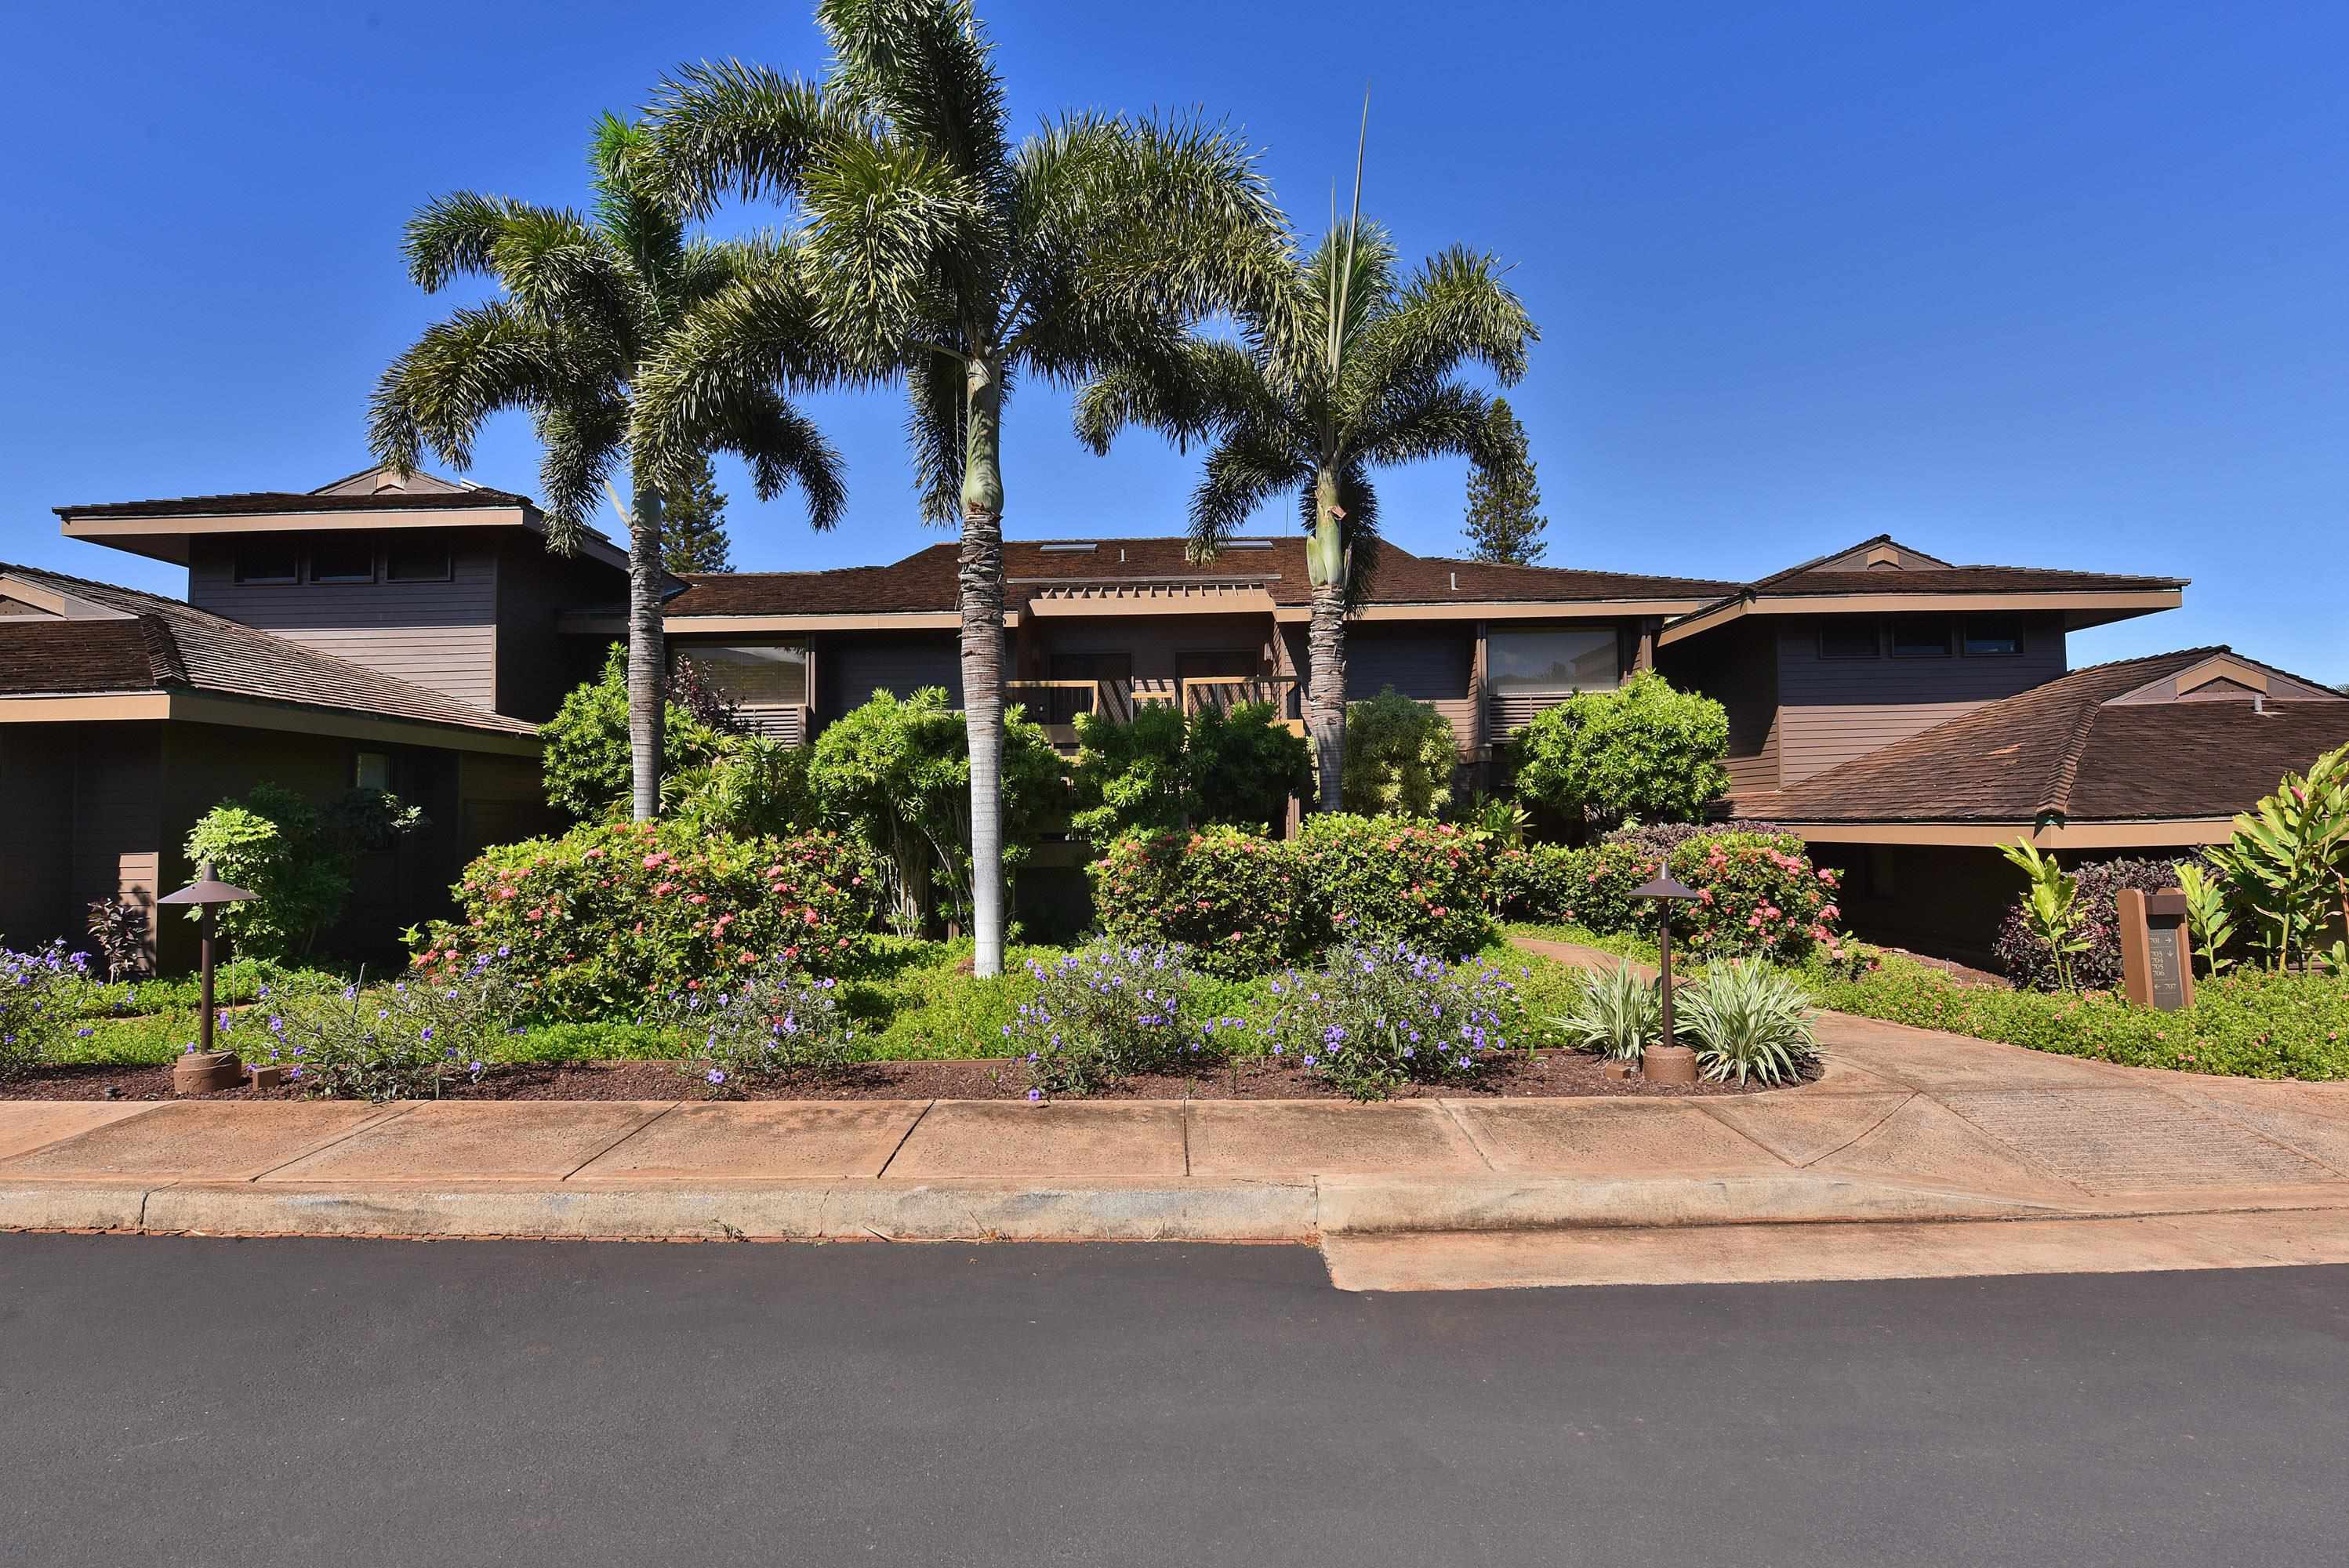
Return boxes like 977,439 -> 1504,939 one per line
157,860 -> 256,1094
1631,871 -> 1702,1085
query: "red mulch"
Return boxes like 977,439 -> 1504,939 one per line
2,1050 -> 1800,1103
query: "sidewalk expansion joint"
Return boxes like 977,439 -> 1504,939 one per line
559,1102 -> 683,1181
872,1099 -> 935,1180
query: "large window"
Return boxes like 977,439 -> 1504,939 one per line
1888,615 -> 1953,658
685,644 -> 809,709
385,536 -> 453,583
1962,615 -> 2024,657
1487,628 -> 1619,692
309,537 -> 377,583
232,539 -> 300,585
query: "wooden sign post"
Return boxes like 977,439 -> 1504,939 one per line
2118,888 -> 2195,1011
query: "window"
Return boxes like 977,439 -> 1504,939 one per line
384,536 -> 452,582
685,644 -> 809,708
1888,615 -> 1952,658
309,537 -> 377,583
354,751 -> 392,793
1050,651 -> 1133,684
1817,622 -> 1880,659
1486,628 -> 1619,692
1963,615 -> 2024,657
232,540 -> 300,585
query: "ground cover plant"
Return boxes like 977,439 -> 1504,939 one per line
1003,942 -> 1218,1097
653,965 -> 860,1096
252,957 -> 530,1102
1257,943 -> 1520,1099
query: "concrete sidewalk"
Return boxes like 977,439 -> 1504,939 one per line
4,935 -> 2346,1258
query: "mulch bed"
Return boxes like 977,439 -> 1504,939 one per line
2,1050 -> 1803,1103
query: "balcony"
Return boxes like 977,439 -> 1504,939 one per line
1007,676 -> 1306,746
1182,675 -> 1305,735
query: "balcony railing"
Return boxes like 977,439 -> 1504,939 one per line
1006,676 -> 1307,744
1182,675 -> 1305,734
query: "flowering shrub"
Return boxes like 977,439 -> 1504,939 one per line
1258,943 -> 1518,1100
1507,830 -> 1843,965
1004,943 -> 1214,1096
1294,815 -> 1494,959
1486,843 -> 1588,921
1993,856 -> 2186,993
1090,826 -> 1309,978
0,941 -> 90,1078
413,820 -> 879,1019
1603,818 -> 1787,858
653,965 -> 859,1095
258,958 -> 528,1102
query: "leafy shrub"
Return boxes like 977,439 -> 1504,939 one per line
1674,960 -> 1817,1084
1005,942 -> 1212,1097
1487,843 -> 1589,921
1517,832 -> 1842,965
1294,814 -> 1494,959
1258,944 -> 1518,1100
2201,740 -> 2349,971
808,687 -> 1064,935
183,782 -> 423,960
260,958 -> 528,1102
1993,855 -> 2185,993
414,819 -> 879,1019
541,643 -> 729,821
1340,690 -> 1458,818
1071,702 -> 1312,849
1185,702 -> 1313,833
1511,671 -> 1730,829
655,966 -> 860,1095
1602,818 -> 1785,858
1552,958 -> 1661,1062
85,899 -> 147,982
662,734 -> 820,840
1808,953 -> 2349,1080
1089,826 -> 1309,978
0,941 -> 91,1079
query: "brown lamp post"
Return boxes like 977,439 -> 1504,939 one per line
1632,871 -> 1702,1084
158,860 -> 256,1094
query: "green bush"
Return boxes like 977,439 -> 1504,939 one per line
541,644 -> 728,821
1501,830 -> 1843,965
654,966 -> 860,1094
1510,671 -> 1730,829
1487,843 -> 1591,921
183,782 -> 423,960
1673,959 -> 1817,1084
663,734 -> 820,840
808,687 -> 1064,935
1295,814 -> 1494,959
1259,944 -> 1517,1100
1070,702 -> 1309,847
1807,954 -> 2349,1079
1090,826 -> 1309,978
413,819 -> 879,1019
0,942 -> 90,1079
1551,957 -> 1661,1062
1186,702 -> 1312,833
1006,942 -> 1213,1097
1340,690 -> 1458,818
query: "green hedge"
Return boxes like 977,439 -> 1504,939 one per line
1489,831 -> 1842,963
1088,826 -> 1308,978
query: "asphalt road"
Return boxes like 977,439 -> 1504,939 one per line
2,1236 -> 2344,1567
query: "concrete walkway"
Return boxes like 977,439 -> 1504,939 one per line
3,938 -> 2345,1279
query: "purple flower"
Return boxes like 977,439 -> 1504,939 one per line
706,1069 -> 726,1085
1026,1087 -> 1043,1102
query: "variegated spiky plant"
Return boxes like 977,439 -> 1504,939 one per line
634,0 -> 1291,976
370,113 -> 846,822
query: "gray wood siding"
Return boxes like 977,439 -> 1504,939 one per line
817,633 -> 964,717
495,538 -> 626,721
1773,615 -> 2065,785
188,533 -> 500,712
1659,622 -> 1781,798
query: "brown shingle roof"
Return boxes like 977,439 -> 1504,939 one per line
1770,648 -> 2349,825
1756,565 -> 2184,596
0,564 -> 536,737
663,538 -> 1736,617
53,487 -> 538,521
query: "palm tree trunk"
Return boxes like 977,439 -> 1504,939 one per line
959,358 -> 1008,978
1304,466 -> 1347,813
626,466 -> 667,823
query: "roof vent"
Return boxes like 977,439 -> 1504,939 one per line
1450,571 -> 1458,592
1222,539 -> 1273,550
1038,543 -> 1097,554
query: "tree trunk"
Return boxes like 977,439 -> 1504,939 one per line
1304,466 -> 1347,813
959,359 -> 1008,978
626,466 -> 667,823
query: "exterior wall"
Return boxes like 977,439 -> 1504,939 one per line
494,538 -> 626,721
1347,627 -> 1477,758
817,631 -> 964,719
1808,840 -> 2034,969
187,530 -> 501,712
1773,615 -> 2065,786
1658,622 -> 1780,800
0,722 -> 165,968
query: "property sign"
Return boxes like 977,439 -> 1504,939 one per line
2117,889 -> 2195,1011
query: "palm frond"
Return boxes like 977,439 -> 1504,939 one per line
588,112 -> 688,308
799,133 -> 990,368
905,346 -> 968,523
1344,244 -> 1535,413
532,398 -> 630,549
402,191 -> 539,293
1072,336 -> 1269,456
816,0 -> 1011,201
642,60 -> 854,212
368,301 -> 573,475
1352,379 -> 1494,469
1189,421 -> 1305,554
717,388 -> 851,531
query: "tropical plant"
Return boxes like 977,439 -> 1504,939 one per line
1461,396 -> 1548,564
1185,702 -> 1314,833
655,966 -> 859,1094
1257,943 -> 1518,1101
183,783 -> 423,960
1074,119 -> 1537,814
2174,862 -> 2238,977
1340,690 -> 1458,818
370,111 -> 844,822
1511,672 -> 1730,831
805,688 -> 1064,935
1069,700 -> 1309,847
0,941 -> 89,1080
1551,958 -> 1661,1062
543,644 -> 731,820
659,453 -> 734,573
2201,742 -> 2349,971
637,0 -> 1290,975
1993,856 -> 2188,993
661,734 -> 820,840
1997,839 -> 2090,993
1006,943 -> 1211,1098
1674,959 -> 1817,1085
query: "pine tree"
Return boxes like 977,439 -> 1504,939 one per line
660,456 -> 732,574
1461,398 -> 1548,565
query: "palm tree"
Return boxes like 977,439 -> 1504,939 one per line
370,113 -> 846,822
635,0 -> 1290,977
1075,215 -> 1537,811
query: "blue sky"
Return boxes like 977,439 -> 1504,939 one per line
7,1 -> 2344,679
